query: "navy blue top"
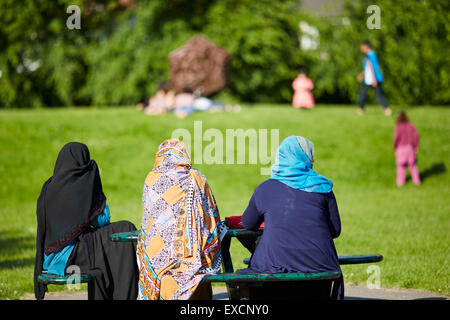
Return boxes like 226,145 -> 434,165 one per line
238,179 -> 344,298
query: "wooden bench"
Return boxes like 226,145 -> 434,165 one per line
37,270 -> 95,300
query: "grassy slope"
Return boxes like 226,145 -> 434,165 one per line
0,105 -> 449,299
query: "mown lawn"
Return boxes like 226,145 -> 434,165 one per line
0,104 -> 449,299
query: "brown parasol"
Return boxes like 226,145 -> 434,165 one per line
169,35 -> 231,96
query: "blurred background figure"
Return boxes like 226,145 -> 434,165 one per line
192,91 -> 242,114
173,87 -> 196,118
137,82 -> 175,115
357,40 -> 391,116
173,87 -> 242,118
292,68 -> 315,109
394,111 -> 421,186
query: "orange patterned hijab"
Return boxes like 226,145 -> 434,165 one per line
137,140 -> 224,300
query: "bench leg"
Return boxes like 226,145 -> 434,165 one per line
87,279 -> 95,300
220,235 -> 241,300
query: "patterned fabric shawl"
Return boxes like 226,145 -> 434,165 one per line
137,145 -> 224,300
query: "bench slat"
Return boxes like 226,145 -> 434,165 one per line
201,271 -> 341,283
109,229 -> 263,242
37,273 -> 93,285
243,254 -> 383,266
110,230 -> 138,242
338,254 -> 383,265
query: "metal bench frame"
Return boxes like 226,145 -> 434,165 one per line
37,270 -> 96,300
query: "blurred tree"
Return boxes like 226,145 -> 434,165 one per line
311,0 -> 450,105
82,0 -> 313,105
0,0 -> 132,108
0,0 -> 448,107
0,0 -> 72,107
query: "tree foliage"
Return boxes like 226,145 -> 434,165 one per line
311,0 -> 450,105
0,0 -> 448,108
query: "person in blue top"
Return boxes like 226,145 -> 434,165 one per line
237,136 -> 344,300
357,40 -> 392,116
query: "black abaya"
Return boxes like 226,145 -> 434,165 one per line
67,221 -> 139,300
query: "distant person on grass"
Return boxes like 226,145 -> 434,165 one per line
394,111 -> 421,186
357,40 -> 392,116
34,142 -> 138,300
237,136 -> 344,300
139,82 -> 175,115
173,88 -> 242,118
173,87 -> 196,118
292,68 -> 315,109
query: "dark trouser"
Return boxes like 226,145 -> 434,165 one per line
358,83 -> 389,109
234,233 -> 344,300
67,221 -> 139,300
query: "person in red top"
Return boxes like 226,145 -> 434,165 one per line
393,111 -> 421,186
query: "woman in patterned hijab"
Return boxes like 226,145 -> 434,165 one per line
137,139 -> 225,300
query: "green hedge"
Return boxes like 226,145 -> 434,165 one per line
0,0 -> 448,108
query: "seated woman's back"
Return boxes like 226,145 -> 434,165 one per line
239,135 -> 344,300
242,179 -> 340,273
34,142 -> 138,300
137,138 -> 225,300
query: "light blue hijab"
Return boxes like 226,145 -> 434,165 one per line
270,136 -> 333,193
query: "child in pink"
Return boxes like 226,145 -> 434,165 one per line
393,111 -> 421,186
292,69 -> 315,109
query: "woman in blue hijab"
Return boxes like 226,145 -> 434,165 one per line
238,136 -> 344,299
271,136 -> 333,193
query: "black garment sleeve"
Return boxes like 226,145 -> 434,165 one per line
34,178 -> 51,300
242,191 -> 264,231
327,191 -> 341,239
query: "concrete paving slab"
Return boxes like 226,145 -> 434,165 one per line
20,284 -> 449,300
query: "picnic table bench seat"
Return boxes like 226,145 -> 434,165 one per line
37,271 -> 96,300
202,271 -> 342,300
37,271 -> 94,285
243,254 -> 383,266
201,271 -> 341,283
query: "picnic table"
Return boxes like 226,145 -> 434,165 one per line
38,228 -> 382,300
109,228 -> 383,300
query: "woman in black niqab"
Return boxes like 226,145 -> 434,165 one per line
34,142 -> 138,300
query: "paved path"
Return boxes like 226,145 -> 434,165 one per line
21,284 -> 448,300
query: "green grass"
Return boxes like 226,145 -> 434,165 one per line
0,105 -> 449,299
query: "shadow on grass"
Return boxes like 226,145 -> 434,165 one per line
0,231 -> 35,270
420,162 -> 446,182
0,258 -> 35,269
